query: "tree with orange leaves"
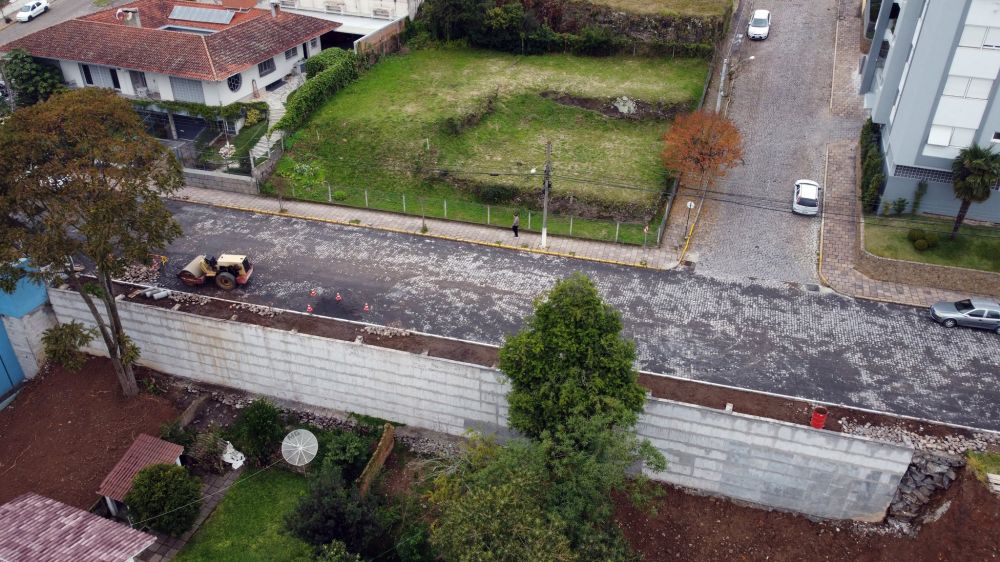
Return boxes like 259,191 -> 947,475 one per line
661,110 -> 743,191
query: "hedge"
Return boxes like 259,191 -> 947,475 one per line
273,51 -> 360,133
131,99 -> 268,121
303,47 -> 356,76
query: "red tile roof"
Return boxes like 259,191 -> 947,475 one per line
98,434 -> 184,502
0,493 -> 155,562
0,0 -> 340,81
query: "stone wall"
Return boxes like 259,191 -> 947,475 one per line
183,169 -> 259,195
48,288 -> 914,521
535,0 -> 727,44
2,304 -> 56,379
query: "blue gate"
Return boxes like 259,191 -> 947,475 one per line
0,325 -> 25,399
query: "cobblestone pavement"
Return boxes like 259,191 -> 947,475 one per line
693,0 -> 862,284
175,187 -> 676,269
158,201 -> 1000,430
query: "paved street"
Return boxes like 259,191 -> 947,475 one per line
0,0 -> 128,43
157,201 -> 1000,430
693,0 -> 861,284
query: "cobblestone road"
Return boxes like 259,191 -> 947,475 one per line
694,0 -> 861,283
160,202 -> 1000,430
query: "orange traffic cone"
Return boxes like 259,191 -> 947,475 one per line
306,304 -> 314,313
335,292 -> 342,302
363,303 -> 370,313
309,288 -> 317,297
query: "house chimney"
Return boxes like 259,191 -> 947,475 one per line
269,0 -> 280,16
120,8 -> 141,27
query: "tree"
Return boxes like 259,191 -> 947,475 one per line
950,144 -> 1000,239
124,464 -> 202,536
0,49 -> 64,108
498,273 -> 646,439
661,110 -> 743,191
0,88 -> 183,397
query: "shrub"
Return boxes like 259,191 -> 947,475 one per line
864,172 -> 884,213
304,48 -> 355,76
274,52 -> 359,133
577,25 -> 616,56
314,541 -> 362,562
316,430 -> 373,481
912,180 -> 928,214
907,228 -> 926,242
332,190 -> 348,201
244,107 -> 264,127
226,398 -> 285,466
471,182 -> 519,204
41,321 -> 96,372
924,231 -> 940,248
913,238 -> 929,251
160,420 -> 196,449
125,464 -> 202,537
189,429 -> 227,474
892,197 -> 909,215
396,523 -> 434,562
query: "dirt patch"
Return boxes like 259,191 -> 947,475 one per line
540,91 -> 688,121
614,469 -> 1000,561
0,358 -> 179,509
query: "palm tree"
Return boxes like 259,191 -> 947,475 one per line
950,144 -> 1000,239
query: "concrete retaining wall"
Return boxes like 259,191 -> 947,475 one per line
48,288 -> 912,521
638,398 -> 913,521
2,304 -> 56,379
183,169 -> 258,195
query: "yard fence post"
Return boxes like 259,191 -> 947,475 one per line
326,181 -> 331,203
365,189 -> 369,208
615,221 -> 620,243
402,194 -> 407,213
569,216 -> 573,236
444,199 -> 447,218
487,205 -> 491,225
528,212 -> 532,230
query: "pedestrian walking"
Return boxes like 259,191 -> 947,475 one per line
512,213 -> 520,237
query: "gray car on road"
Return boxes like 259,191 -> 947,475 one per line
929,299 -> 1000,333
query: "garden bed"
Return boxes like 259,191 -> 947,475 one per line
864,215 -> 1000,273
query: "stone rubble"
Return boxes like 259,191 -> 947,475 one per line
170,292 -> 211,306
839,418 -> 1000,456
119,263 -> 161,284
362,325 -> 411,339
229,302 -> 279,317
886,451 -> 965,535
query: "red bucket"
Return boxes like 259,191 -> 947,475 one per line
810,406 -> 828,429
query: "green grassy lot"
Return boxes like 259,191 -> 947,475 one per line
174,469 -> 311,562
864,216 -> 1000,273
276,47 -> 707,243
587,0 -> 731,17
967,451 -> 1000,482
231,121 -> 268,160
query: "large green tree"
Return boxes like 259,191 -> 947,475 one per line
498,273 -> 646,438
950,144 -> 1000,239
0,49 -> 64,108
0,88 -> 183,396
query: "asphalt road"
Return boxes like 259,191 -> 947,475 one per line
155,201 -> 1000,431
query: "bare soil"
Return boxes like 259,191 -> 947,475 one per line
0,358 -> 179,509
540,91 -> 688,120
614,469 -> 1000,561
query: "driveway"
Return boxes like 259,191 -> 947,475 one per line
692,0 -> 861,284
154,201 -> 1000,431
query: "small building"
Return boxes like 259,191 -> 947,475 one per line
0,258 -> 54,404
98,434 -> 184,518
0,492 -> 156,562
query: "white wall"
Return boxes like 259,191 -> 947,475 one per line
2,305 -> 56,380
285,0 -> 417,20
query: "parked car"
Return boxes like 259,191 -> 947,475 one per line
747,9 -> 771,40
792,179 -> 820,216
929,299 -> 1000,333
16,0 -> 48,22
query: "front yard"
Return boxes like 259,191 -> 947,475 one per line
864,215 -> 1000,273
271,47 -> 708,243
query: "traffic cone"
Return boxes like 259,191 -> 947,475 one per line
306,304 -> 314,313
335,292 -> 342,302
309,288 -> 317,297
363,303 -> 370,313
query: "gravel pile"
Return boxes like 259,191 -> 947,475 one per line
362,325 -> 411,338
230,302 -> 279,317
171,293 -> 210,306
839,418 -> 999,455
120,264 -> 161,284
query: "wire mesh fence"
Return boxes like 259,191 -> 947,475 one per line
273,181 -> 661,246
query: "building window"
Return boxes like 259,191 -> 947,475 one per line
169,77 -> 205,104
928,125 -> 952,147
943,75 -> 994,100
992,132 -> 1000,143
310,37 -> 319,49
81,64 -> 94,85
959,25 -> 1000,49
284,47 -> 297,60
227,73 -> 242,92
258,58 -> 276,77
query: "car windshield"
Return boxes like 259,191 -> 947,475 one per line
797,197 -> 817,207
751,17 -> 768,26
954,299 -> 974,312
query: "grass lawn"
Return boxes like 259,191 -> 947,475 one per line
231,121 -> 268,160
587,0 -> 731,17
967,451 -> 1000,482
276,47 -> 707,243
174,469 -> 311,562
864,216 -> 1000,273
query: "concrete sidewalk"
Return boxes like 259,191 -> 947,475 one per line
174,186 -> 679,269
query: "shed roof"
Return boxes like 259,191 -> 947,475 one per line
98,433 -> 184,502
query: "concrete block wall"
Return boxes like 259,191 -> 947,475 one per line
638,398 -> 913,521
182,169 -> 259,196
48,289 -> 912,521
2,305 -> 57,379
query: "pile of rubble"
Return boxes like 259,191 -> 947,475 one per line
887,451 -> 965,530
229,302 -> 279,318
362,325 -> 411,339
171,292 -> 210,306
120,263 -> 161,284
839,418 -> 999,455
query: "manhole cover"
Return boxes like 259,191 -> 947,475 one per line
805,284 -> 821,292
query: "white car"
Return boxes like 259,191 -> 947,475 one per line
16,0 -> 48,22
747,9 -> 771,40
792,180 -> 820,216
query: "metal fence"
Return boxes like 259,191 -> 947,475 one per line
276,182 -> 659,246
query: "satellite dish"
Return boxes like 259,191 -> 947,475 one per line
281,429 -> 318,466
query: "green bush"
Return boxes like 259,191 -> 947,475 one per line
577,26 -> 617,56
332,190 -> 348,201
314,541 -> 363,562
913,238 -> 929,251
924,231 -> 940,248
912,180 -> 928,214
274,52 -> 360,133
125,464 -> 202,537
189,429 -> 227,474
316,430 -> 373,482
226,399 -> 285,466
864,172 -> 885,213
160,420 -> 196,449
471,182 -> 519,204
41,321 -> 96,372
892,197 -> 909,215
304,48 -> 355,76
907,228 -> 926,242
396,523 -> 434,562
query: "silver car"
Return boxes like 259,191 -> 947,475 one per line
929,299 -> 1000,333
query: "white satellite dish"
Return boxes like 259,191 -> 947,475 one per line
281,429 -> 319,467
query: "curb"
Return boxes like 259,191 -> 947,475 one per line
176,197 -> 666,271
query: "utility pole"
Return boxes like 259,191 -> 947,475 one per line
541,141 -> 552,248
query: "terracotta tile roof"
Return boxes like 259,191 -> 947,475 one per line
0,493 -> 155,562
0,0 -> 340,81
98,434 -> 184,502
